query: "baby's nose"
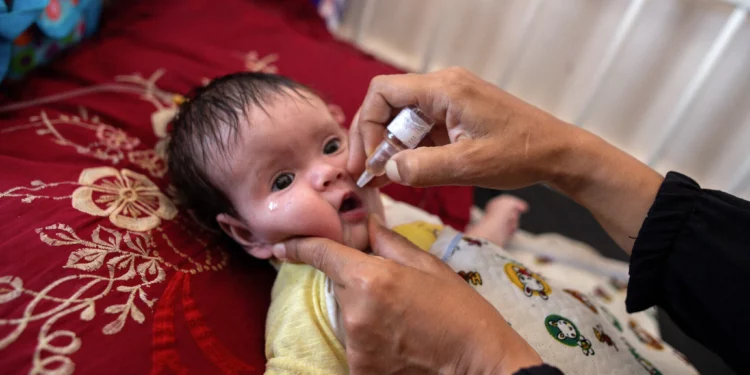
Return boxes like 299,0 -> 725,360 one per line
312,164 -> 344,189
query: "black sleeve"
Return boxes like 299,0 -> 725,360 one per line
513,364 -> 565,375
626,171 -> 750,374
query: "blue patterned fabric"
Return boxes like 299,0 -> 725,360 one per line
0,0 -> 102,83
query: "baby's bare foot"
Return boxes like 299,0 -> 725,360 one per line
466,195 -> 528,247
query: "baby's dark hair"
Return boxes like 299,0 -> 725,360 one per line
167,72 -> 313,232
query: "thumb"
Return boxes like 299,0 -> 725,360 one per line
385,141 -> 473,187
275,236 -> 368,285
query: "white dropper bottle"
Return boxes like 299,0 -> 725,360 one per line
356,106 -> 435,188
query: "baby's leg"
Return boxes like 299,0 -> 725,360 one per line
465,195 -> 528,247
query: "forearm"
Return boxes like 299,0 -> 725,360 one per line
547,126 -> 663,254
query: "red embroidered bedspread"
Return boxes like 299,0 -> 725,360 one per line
0,0 -> 472,373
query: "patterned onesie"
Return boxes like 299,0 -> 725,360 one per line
263,197 -> 697,374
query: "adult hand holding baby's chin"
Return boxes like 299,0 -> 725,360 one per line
274,215 -> 542,375
349,67 -> 587,190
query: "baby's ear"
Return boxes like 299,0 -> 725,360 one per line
216,213 -> 273,259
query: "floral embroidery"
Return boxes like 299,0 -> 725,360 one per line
0,276 -> 23,303
1,108 -> 141,164
0,222 -> 228,375
241,50 -> 279,73
96,123 -> 140,150
114,70 -> 176,111
200,51 -> 280,92
0,179 -> 77,204
128,149 -> 167,178
0,67 -> 275,374
72,167 -> 177,232
114,70 -> 178,162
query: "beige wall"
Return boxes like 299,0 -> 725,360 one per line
335,0 -> 750,199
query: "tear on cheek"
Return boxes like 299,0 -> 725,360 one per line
268,201 -> 278,212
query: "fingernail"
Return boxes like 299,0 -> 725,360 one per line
272,243 -> 287,260
385,159 -> 402,183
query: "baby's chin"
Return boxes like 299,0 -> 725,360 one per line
343,222 -> 370,252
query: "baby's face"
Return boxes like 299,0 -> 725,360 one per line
212,91 -> 383,258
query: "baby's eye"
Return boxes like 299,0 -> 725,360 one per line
323,138 -> 341,155
272,173 -> 294,192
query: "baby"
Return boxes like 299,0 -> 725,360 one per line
168,73 -> 695,375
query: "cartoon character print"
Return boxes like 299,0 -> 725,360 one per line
544,314 -> 595,356
628,319 -> 664,350
592,324 -> 618,351
458,270 -> 483,286
578,336 -> 594,356
593,286 -> 613,303
563,289 -> 598,314
505,263 -> 551,300
623,339 -> 663,375
599,305 -> 623,332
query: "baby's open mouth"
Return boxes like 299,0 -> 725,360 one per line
339,192 -> 363,213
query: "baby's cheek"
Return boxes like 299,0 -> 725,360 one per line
256,196 -> 343,243
293,214 -> 343,242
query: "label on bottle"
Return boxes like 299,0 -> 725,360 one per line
386,108 -> 433,148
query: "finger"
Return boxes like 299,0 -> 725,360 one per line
347,107 -> 398,188
424,122 -> 452,147
357,81 -> 397,159
347,350 -> 381,375
386,141 -> 476,187
360,73 -> 449,124
347,108 -> 368,176
278,237 -> 368,285
367,215 -> 443,273
356,74 -> 447,161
